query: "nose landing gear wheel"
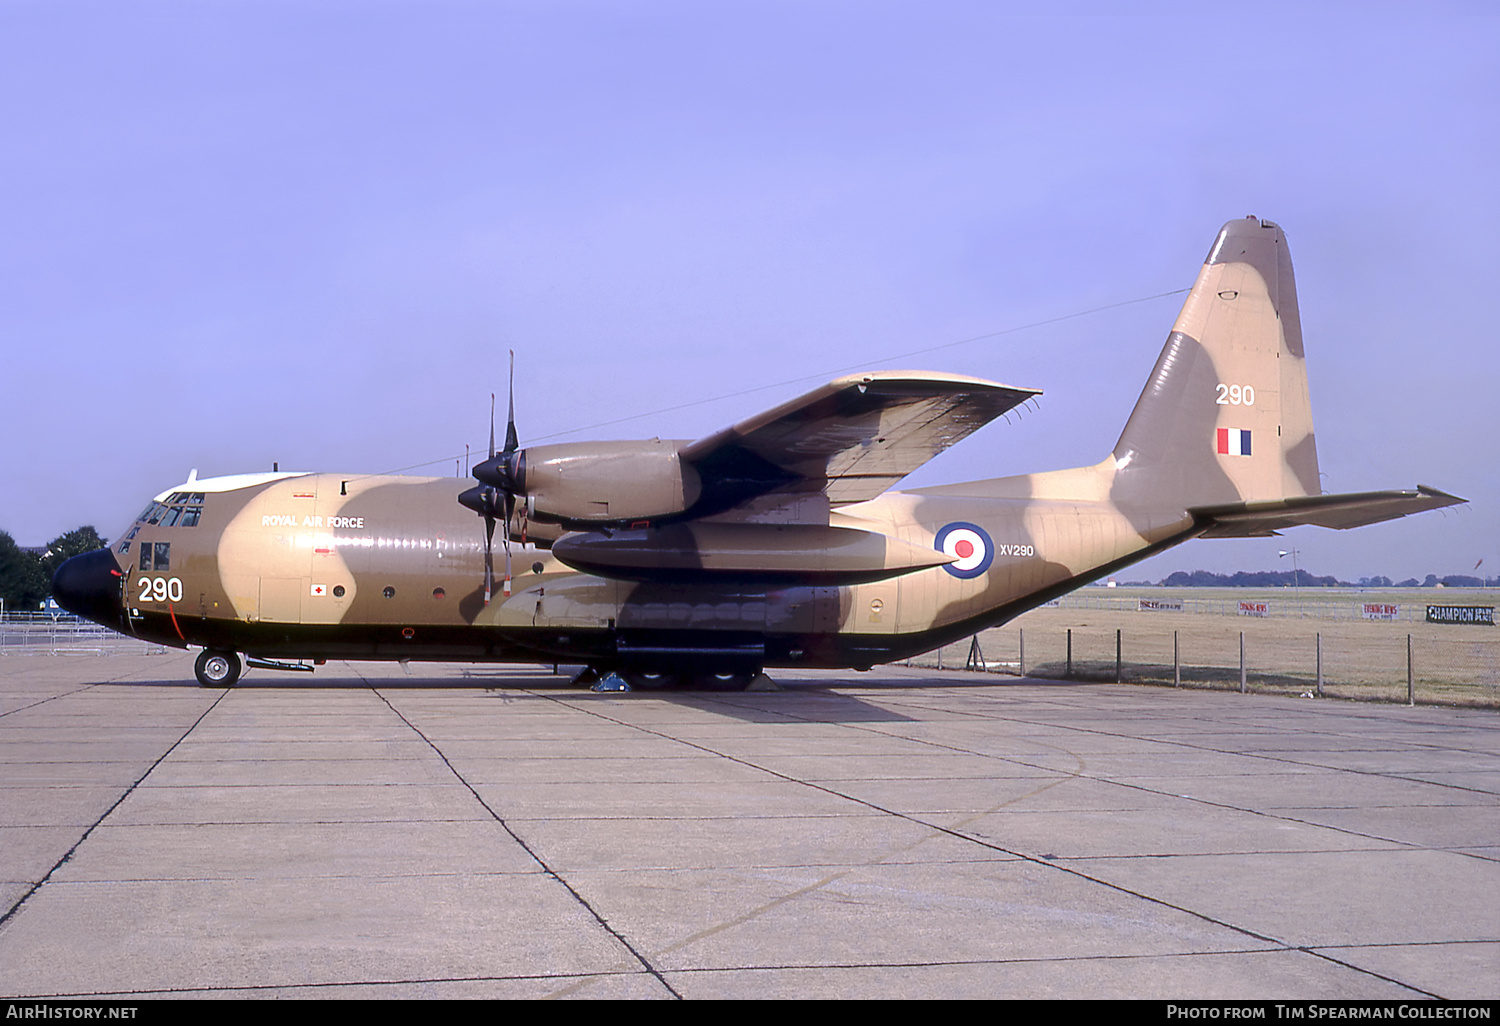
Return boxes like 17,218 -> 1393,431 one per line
195,649 -> 242,688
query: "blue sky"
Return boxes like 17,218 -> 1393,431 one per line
3,2 -> 1495,583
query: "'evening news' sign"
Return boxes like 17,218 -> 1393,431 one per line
1139,598 -> 1183,612
1426,605 -> 1495,626
1361,603 -> 1400,621
1237,601 -> 1269,617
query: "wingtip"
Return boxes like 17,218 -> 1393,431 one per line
1416,484 -> 1467,505
826,369 -> 1041,396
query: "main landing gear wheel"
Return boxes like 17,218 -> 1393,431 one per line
195,649 -> 242,688
623,670 -> 680,690
703,671 -> 757,691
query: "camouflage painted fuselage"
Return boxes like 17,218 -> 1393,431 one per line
58,217 -> 1459,679
103,461 -> 1192,671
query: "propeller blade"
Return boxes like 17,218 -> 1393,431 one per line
463,355 -> 521,603
504,349 -> 519,455
502,490 -> 515,597
483,512 -> 495,605
458,485 -> 501,605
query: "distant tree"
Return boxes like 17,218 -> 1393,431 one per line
0,531 -> 47,613
1397,578 -> 1420,587
39,526 -> 105,580
1440,575 -> 1483,588
1423,574 -> 1439,587
0,527 -> 107,615
1160,569 -> 1346,588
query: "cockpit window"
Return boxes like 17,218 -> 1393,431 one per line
136,495 -> 206,526
139,542 -> 170,571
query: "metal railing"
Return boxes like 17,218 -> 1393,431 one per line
913,603 -> 1500,707
0,613 -> 170,656
1045,587 -> 1498,623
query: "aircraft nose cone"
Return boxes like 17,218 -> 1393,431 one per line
51,549 -> 125,627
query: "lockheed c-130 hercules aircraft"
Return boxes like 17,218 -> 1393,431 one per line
53,217 -> 1461,689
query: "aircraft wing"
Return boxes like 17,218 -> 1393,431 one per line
680,371 -> 1039,509
1191,486 -> 1465,538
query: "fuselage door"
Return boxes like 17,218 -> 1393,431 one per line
259,577 -> 304,624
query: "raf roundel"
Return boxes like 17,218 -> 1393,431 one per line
934,522 -> 994,579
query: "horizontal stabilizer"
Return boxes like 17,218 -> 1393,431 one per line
1191,486 -> 1464,538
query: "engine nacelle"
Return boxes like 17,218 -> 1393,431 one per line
494,440 -> 701,526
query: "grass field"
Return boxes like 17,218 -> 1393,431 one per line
912,587 -> 1500,708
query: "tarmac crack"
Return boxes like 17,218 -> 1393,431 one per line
813,688 -> 1500,860
13,967 -> 663,1000
0,684 -> 233,932
361,678 -> 682,1000
0,677 -> 135,720
531,686 -> 1474,998
528,691 -> 1300,960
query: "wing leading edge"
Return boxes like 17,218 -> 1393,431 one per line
680,371 -> 1039,516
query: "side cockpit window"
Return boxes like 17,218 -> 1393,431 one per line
140,542 -> 170,572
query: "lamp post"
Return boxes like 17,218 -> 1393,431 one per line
1279,547 -> 1301,615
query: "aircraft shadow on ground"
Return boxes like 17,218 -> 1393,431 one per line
92,672 -> 953,722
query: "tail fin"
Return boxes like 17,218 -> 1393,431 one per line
1112,216 -> 1321,508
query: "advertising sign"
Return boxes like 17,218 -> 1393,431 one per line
1361,603 -> 1400,621
1237,601 -> 1269,617
1138,598 -> 1183,612
1426,605 -> 1495,626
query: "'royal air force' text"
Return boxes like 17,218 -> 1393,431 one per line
261,515 -> 366,529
